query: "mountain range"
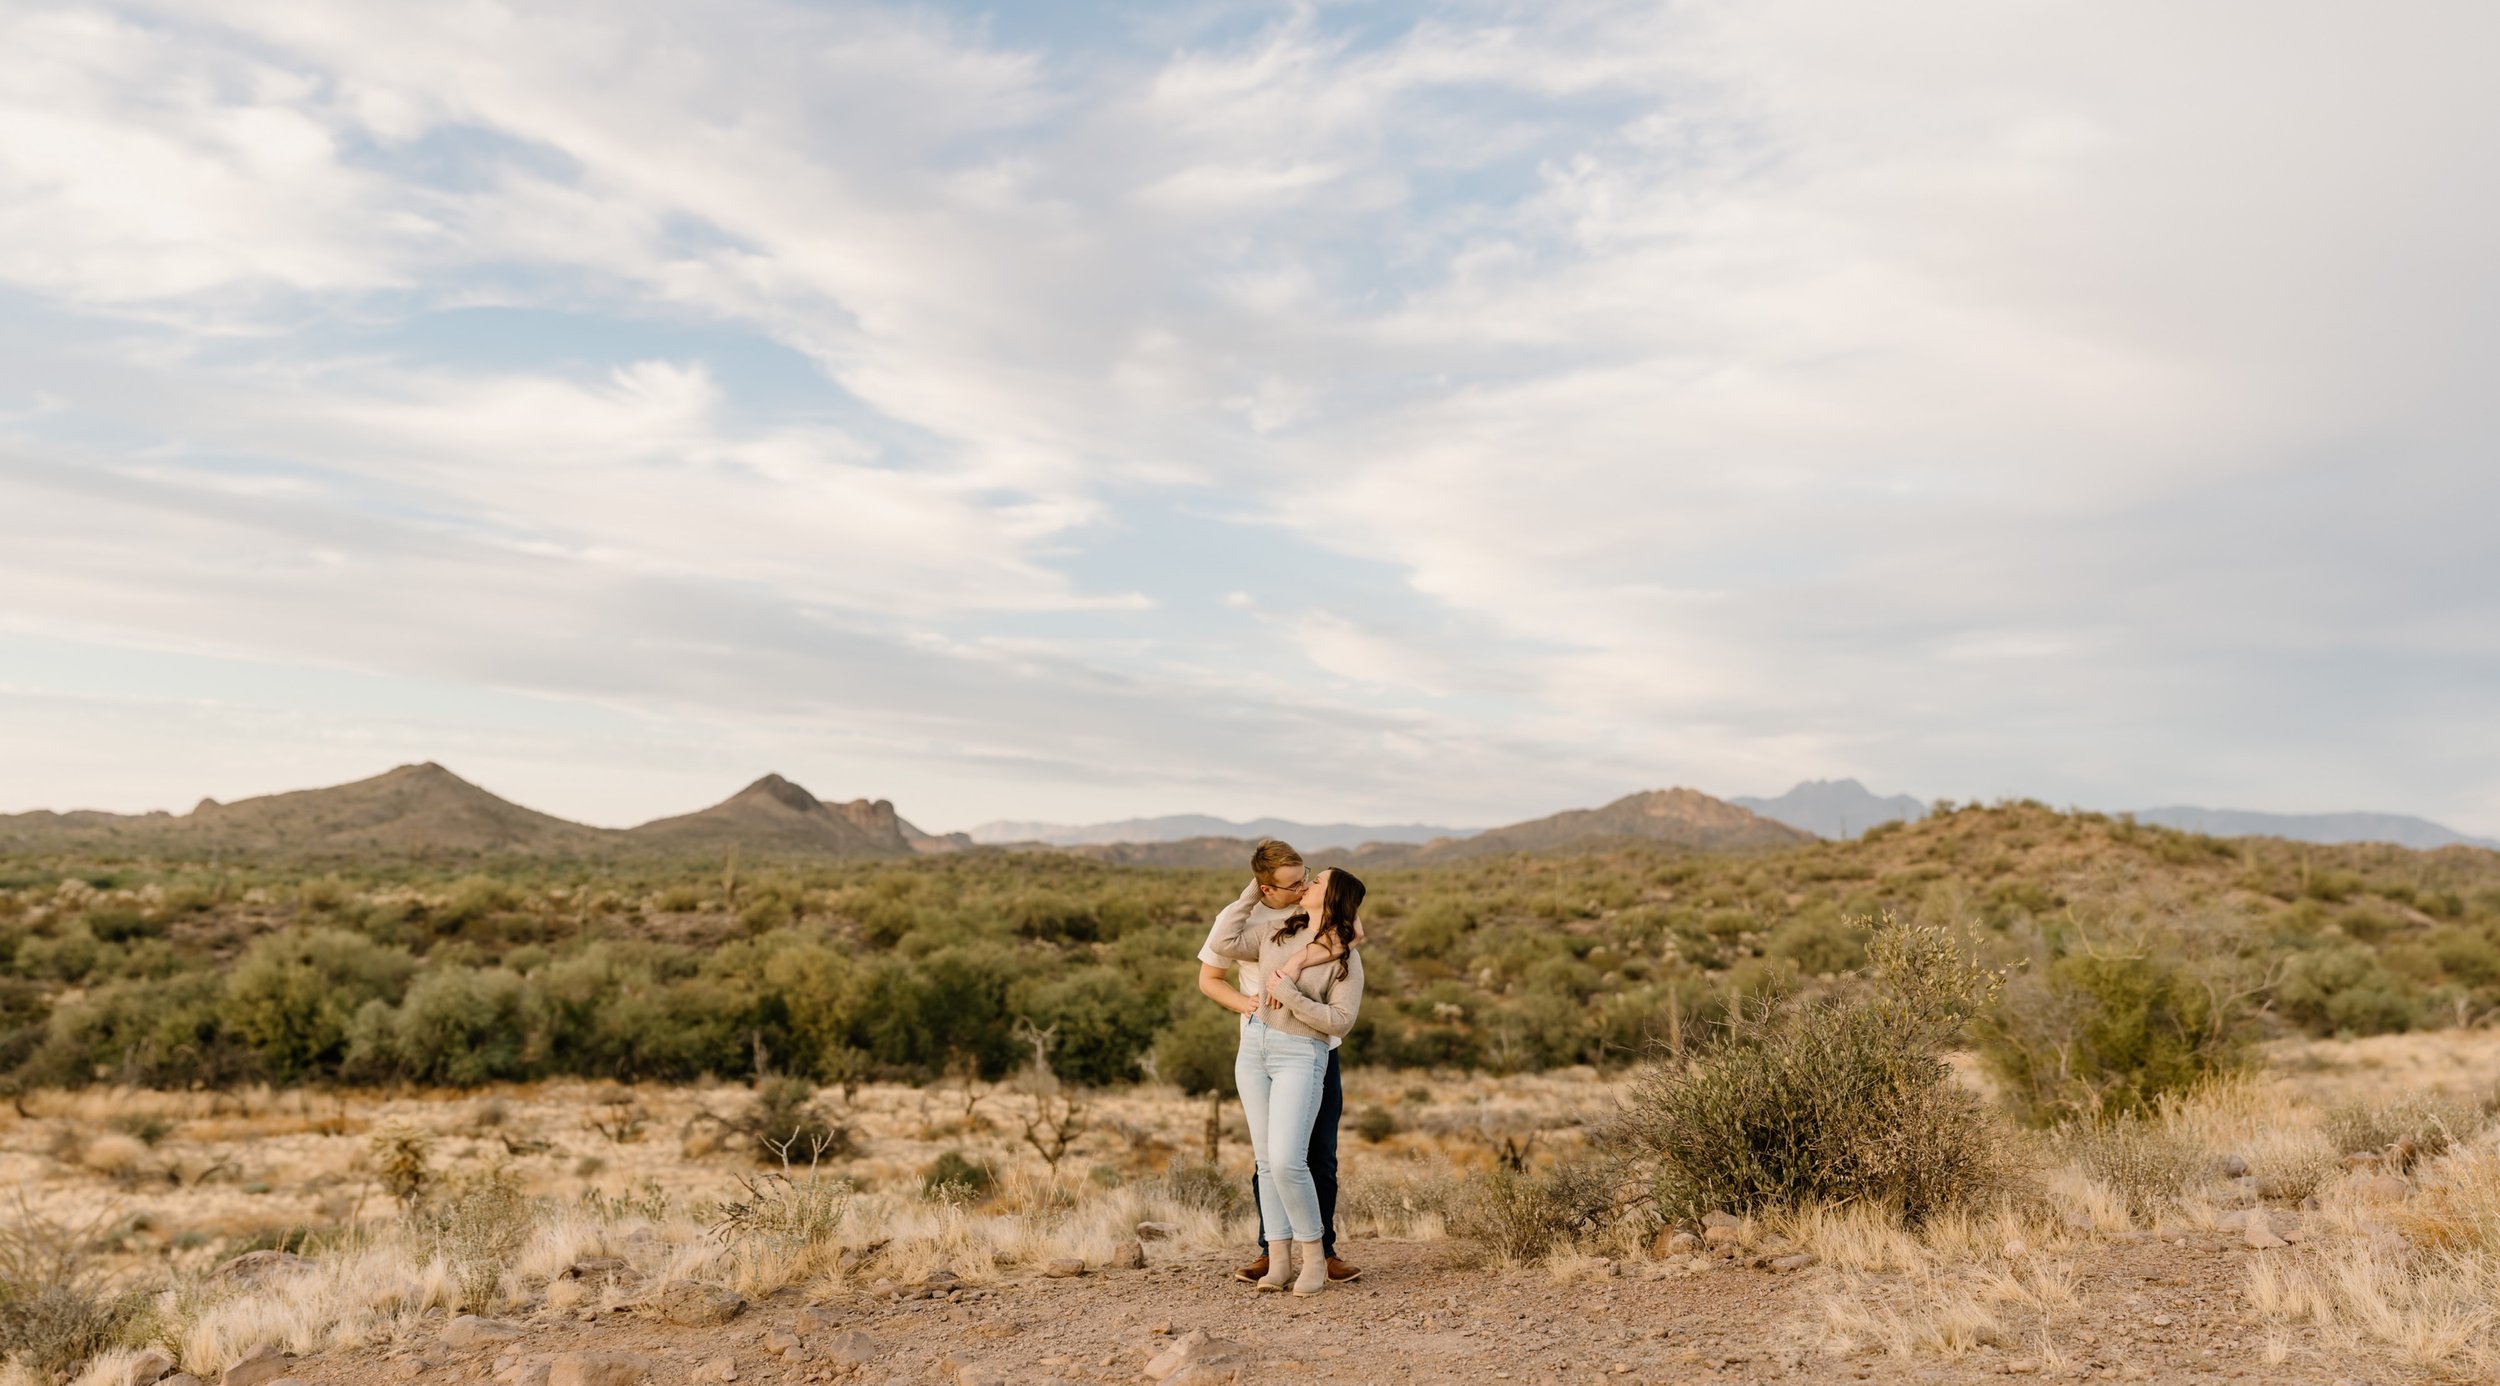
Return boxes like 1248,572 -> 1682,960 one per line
4,765 -> 2491,862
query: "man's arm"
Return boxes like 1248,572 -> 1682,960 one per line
1198,962 -> 1256,1016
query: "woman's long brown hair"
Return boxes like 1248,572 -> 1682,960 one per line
1271,868 -> 1365,981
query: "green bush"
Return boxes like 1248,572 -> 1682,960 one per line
1604,917 -> 2007,1222
1353,1105 -> 1398,1143
2278,944 -> 2419,1036
224,928 -> 416,1082
1151,1004 -> 1239,1097
1977,948 -> 2247,1123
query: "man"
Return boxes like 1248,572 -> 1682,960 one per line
1197,837 -> 1361,1284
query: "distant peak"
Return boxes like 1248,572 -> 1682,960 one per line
739,773 -> 822,813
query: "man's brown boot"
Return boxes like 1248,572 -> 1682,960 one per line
1326,1256 -> 1362,1283
1232,1254 -> 1269,1283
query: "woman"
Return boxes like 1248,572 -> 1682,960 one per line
1205,866 -> 1366,1296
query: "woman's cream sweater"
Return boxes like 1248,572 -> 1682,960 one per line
1206,888 -> 1364,1043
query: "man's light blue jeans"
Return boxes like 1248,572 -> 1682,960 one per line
1236,1017 -> 1329,1245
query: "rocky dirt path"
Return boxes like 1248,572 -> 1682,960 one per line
294,1234 -> 2429,1386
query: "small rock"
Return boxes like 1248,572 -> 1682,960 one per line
1109,1239 -> 1146,1270
561,1260 -> 639,1285
2213,1210 -> 2249,1231
955,1366 -> 1008,1386
1135,1221 -> 1181,1241
2217,1154 -> 2248,1178
1149,1321 -> 1172,1336
222,1345 -> 294,1386
794,1307 -> 843,1335
161,1376 -> 201,1386
919,1268 -> 962,1288
2368,1229 -> 2409,1259
815,1331 -> 880,1370
124,1349 -> 178,1386
1042,1258 -> 1086,1278
1767,1254 -> 1818,1272
688,1357 -> 736,1384
648,1281 -> 746,1327
442,1315 -> 527,1349
1701,1210 -> 1741,1230
496,1362 -> 551,1386
210,1251 -> 310,1285
2362,1174 -> 2413,1202
547,1354 -> 658,1386
760,1329 -> 801,1355
2000,1239 -> 2028,1259
1702,1225 -> 1742,1247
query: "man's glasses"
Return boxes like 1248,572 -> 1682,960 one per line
1259,878 -> 1309,896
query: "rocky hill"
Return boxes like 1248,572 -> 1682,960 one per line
1732,778 -> 1929,840
624,774 -> 928,858
1388,787 -> 1812,860
0,765 -> 953,861
0,762 -> 610,856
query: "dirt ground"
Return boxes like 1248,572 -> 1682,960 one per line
298,1228 -> 2428,1386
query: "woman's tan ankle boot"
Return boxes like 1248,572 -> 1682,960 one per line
1256,1240 -> 1294,1292
1291,1240 -> 1329,1296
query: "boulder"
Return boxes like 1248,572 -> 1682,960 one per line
1042,1259 -> 1086,1278
210,1251 -> 309,1285
1109,1239 -> 1147,1270
123,1349 -> 177,1386
1701,1225 -> 1742,1248
442,1316 -> 526,1349
647,1281 -> 745,1326
547,1355 -> 657,1386
221,1345 -> 294,1386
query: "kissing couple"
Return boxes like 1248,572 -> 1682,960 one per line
1194,838 -> 1367,1297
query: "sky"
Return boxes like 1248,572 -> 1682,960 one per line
2,1 -> 2497,837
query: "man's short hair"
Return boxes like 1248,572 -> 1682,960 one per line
1250,837 -> 1304,884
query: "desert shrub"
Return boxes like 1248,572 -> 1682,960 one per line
224,927 -> 417,1082
1977,946 -> 2248,1123
1140,1160 -> 1244,1217
369,1124 -> 434,1208
347,966 -> 532,1084
1354,1105 -> 1398,1143
743,1077 -> 856,1166
2054,1118 -> 2204,1217
1604,916 -> 2007,1222
920,1150 -> 996,1202
1451,1157 -> 1625,1260
414,1166 -> 531,1312
0,1206 -> 146,1379
2324,1093 -> 2482,1163
713,1170 -> 853,1252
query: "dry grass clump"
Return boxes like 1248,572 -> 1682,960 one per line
2322,1091 -> 2486,1165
